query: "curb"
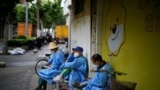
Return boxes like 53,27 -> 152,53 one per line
0,62 -> 6,68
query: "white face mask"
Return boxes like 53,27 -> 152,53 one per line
93,65 -> 99,68
51,51 -> 55,54
74,52 -> 79,57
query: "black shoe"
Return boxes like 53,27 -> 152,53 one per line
72,81 -> 81,88
35,86 -> 42,90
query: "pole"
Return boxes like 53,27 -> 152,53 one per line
68,5 -> 72,51
25,2 -> 28,37
36,0 -> 40,37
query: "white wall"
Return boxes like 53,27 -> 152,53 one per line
61,0 -> 71,15
70,15 -> 91,65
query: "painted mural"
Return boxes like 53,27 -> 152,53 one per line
105,0 -> 126,56
101,0 -> 160,90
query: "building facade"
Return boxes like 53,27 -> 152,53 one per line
63,0 -> 160,90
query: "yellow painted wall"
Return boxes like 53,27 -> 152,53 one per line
101,0 -> 160,90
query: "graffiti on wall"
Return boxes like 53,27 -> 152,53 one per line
145,15 -> 154,32
145,15 -> 160,32
105,0 -> 126,56
138,0 -> 160,32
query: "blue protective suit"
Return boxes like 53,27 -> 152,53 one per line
48,53 -> 55,65
61,55 -> 88,89
67,54 -> 75,62
38,49 -> 64,84
83,63 -> 113,90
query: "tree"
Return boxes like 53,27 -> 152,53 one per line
13,3 -> 37,25
0,0 -> 33,21
39,0 -> 66,29
0,0 -> 20,54
0,0 -> 19,20
13,0 -> 66,28
0,0 -> 33,54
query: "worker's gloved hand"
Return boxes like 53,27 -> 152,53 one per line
42,65 -> 50,69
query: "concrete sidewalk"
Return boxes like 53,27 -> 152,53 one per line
29,73 -> 56,90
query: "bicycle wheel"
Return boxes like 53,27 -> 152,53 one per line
35,58 -> 48,76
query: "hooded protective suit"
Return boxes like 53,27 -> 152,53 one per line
83,63 -> 113,90
38,49 -> 64,84
61,55 -> 88,90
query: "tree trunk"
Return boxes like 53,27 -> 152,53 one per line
40,19 -> 44,31
2,15 -> 10,55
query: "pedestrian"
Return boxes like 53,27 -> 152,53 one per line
35,42 -> 65,90
61,45 -> 69,60
73,53 -> 113,90
53,47 -> 76,82
57,46 -> 89,90
46,32 -> 52,43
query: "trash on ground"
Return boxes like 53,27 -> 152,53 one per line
8,47 -> 26,55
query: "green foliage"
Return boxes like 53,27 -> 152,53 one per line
12,0 -> 66,28
38,0 -> 66,28
13,5 -> 25,23
13,3 -> 37,25
8,35 -> 36,47
29,4 -> 37,24
8,39 -> 29,47
0,0 -> 34,21
17,35 -> 27,39
27,36 -> 36,40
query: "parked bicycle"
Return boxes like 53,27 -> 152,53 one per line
34,52 -> 70,90
35,53 -> 50,76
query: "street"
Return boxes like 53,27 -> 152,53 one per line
0,48 -> 38,90
0,45 -> 56,90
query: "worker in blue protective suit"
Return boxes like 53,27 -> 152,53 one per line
53,48 -> 76,82
60,46 -> 89,90
73,53 -> 113,90
35,42 -> 65,90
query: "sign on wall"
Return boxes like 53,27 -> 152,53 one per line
17,22 -> 32,37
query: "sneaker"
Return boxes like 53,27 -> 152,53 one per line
53,74 -> 63,83
72,81 -> 87,89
